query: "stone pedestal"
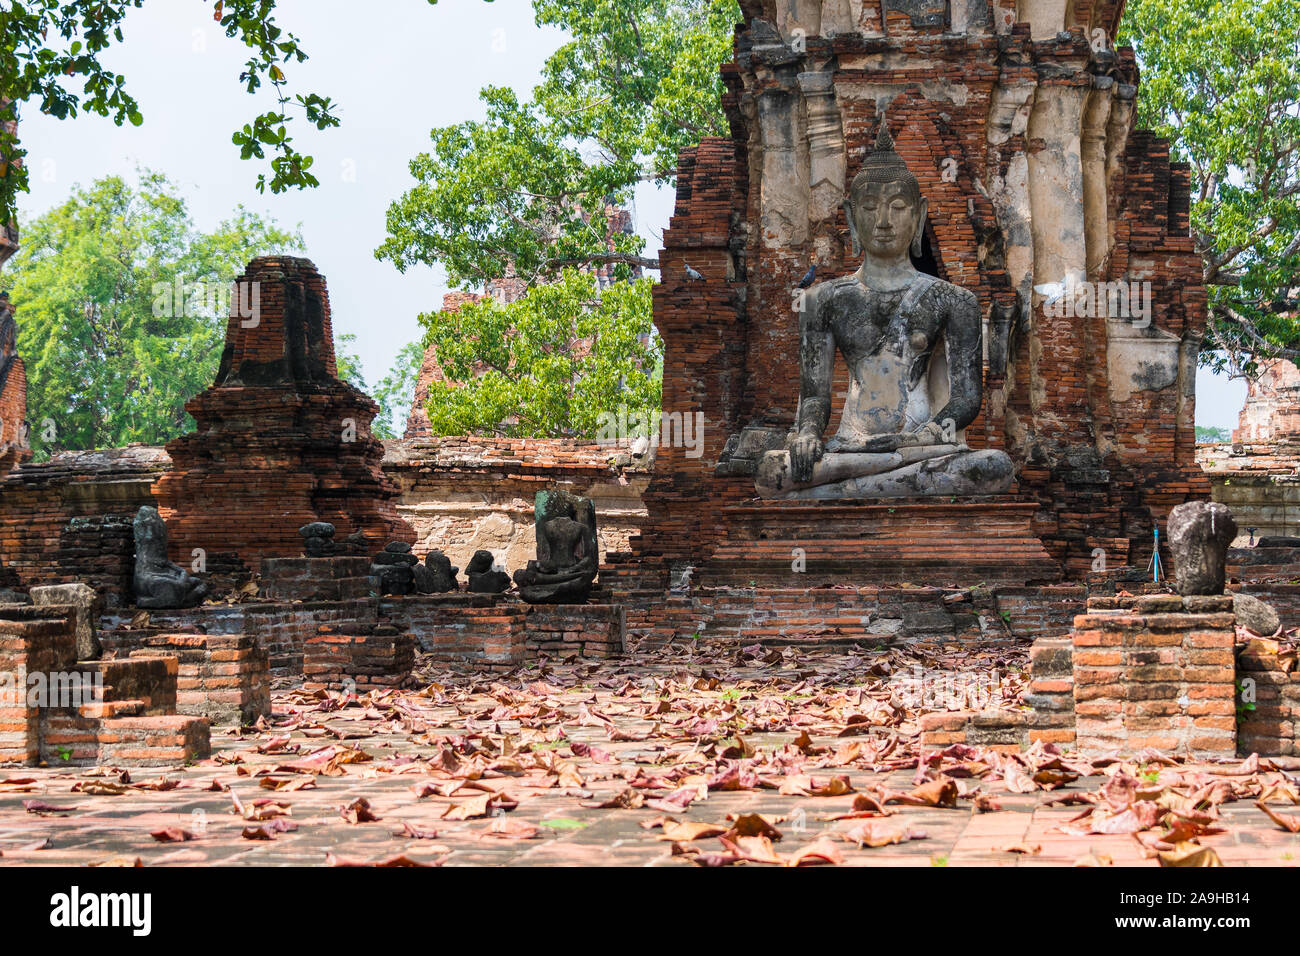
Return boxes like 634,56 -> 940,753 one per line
697,497 -> 1060,587
260,556 -> 372,602
523,604 -> 624,658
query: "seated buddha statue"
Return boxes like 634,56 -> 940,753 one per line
132,506 -> 209,609
754,122 -> 1014,500
514,490 -> 599,604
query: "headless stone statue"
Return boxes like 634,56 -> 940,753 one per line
466,550 -> 511,594
133,506 -> 208,609
514,490 -> 599,604
372,540 -> 418,595
413,550 -> 459,593
1168,500 -> 1236,596
755,121 -> 1014,500
299,521 -> 337,557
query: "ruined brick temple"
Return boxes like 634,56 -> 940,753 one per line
3,5 -> 1300,765
622,0 -> 1207,590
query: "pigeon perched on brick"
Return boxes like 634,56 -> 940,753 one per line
684,263 -> 704,281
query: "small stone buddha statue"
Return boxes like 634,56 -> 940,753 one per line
514,490 -> 599,604
754,121 -> 1014,499
132,506 -> 209,608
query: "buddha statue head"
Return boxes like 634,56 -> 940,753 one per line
843,120 -> 928,263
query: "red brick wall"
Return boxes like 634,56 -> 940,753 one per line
0,447 -> 165,603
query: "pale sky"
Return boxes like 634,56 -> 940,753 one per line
12,0 -> 1246,430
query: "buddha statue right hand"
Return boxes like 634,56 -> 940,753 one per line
789,433 -> 825,482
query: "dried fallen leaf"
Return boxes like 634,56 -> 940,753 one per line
441,792 -> 517,820
888,778 -> 959,809
70,781 -> 128,796
786,838 -> 844,867
723,812 -> 783,842
1157,842 -> 1223,867
998,842 -> 1041,855
721,834 -> 784,865
340,797 -> 381,824
1255,801 -> 1300,834
326,852 -> 439,867
393,820 -> 439,840
482,818 -> 542,840
842,822 -> 926,848
581,788 -> 644,810
657,820 -> 727,842
22,801 -> 76,814
150,827 -> 196,843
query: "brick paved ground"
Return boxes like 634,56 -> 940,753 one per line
0,639 -> 1296,867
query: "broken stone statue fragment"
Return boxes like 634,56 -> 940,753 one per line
30,582 -> 103,659
371,541 -> 418,596
1167,500 -> 1236,596
413,550 -> 459,594
1233,592 -> 1281,636
466,550 -> 511,594
299,521 -> 337,557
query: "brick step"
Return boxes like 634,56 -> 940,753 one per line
76,698 -> 147,719
75,656 -> 178,714
41,713 -> 210,766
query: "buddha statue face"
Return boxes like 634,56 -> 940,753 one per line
850,179 -> 924,261
842,122 -> 928,265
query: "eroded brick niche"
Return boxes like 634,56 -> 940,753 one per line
629,1 -> 1208,584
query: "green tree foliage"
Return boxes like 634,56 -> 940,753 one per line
331,335 -> 420,440
332,332 -> 367,394
376,0 -> 741,289
1120,0 -> 1300,371
5,170 -> 300,454
0,0 -> 360,223
418,270 -> 659,438
369,340 -> 426,440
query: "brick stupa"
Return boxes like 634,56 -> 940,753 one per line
1233,358 -> 1300,445
152,257 -> 414,571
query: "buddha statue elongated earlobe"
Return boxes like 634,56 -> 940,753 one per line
910,197 -> 929,259
843,198 -> 861,257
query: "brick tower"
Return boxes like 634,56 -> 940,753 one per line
628,0 -> 1209,586
152,257 -> 414,574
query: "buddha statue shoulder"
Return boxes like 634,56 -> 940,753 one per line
755,121 -> 1014,500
